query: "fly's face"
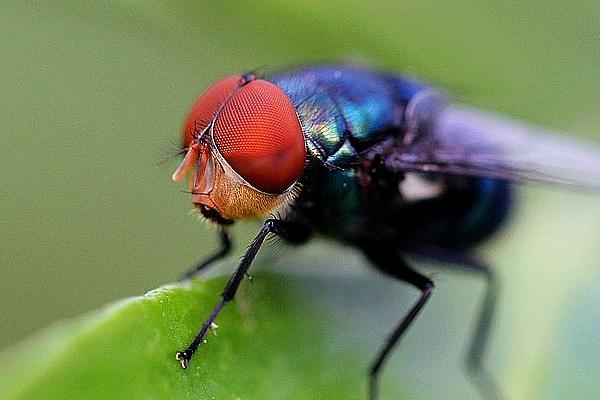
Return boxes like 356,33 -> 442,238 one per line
172,74 -> 306,223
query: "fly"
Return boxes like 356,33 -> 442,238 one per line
171,65 -> 600,400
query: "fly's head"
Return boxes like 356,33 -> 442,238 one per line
172,74 -> 306,224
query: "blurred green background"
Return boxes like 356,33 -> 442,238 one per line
2,1 -> 600,399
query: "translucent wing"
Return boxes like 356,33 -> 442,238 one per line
378,106 -> 600,190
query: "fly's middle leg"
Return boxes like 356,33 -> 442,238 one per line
361,245 -> 434,400
401,242 -> 503,400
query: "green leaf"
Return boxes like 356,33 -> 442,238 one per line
0,272 -> 407,400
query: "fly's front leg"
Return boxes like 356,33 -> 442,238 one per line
362,246 -> 434,400
178,228 -> 232,281
175,218 -> 287,369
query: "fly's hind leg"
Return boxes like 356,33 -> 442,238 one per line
362,245 -> 434,400
402,242 -> 503,400
179,228 -> 232,281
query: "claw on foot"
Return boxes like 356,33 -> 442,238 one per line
175,351 -> 190,369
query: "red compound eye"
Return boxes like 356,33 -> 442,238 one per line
212,79 -> 306,194
182,75 -> 241,146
